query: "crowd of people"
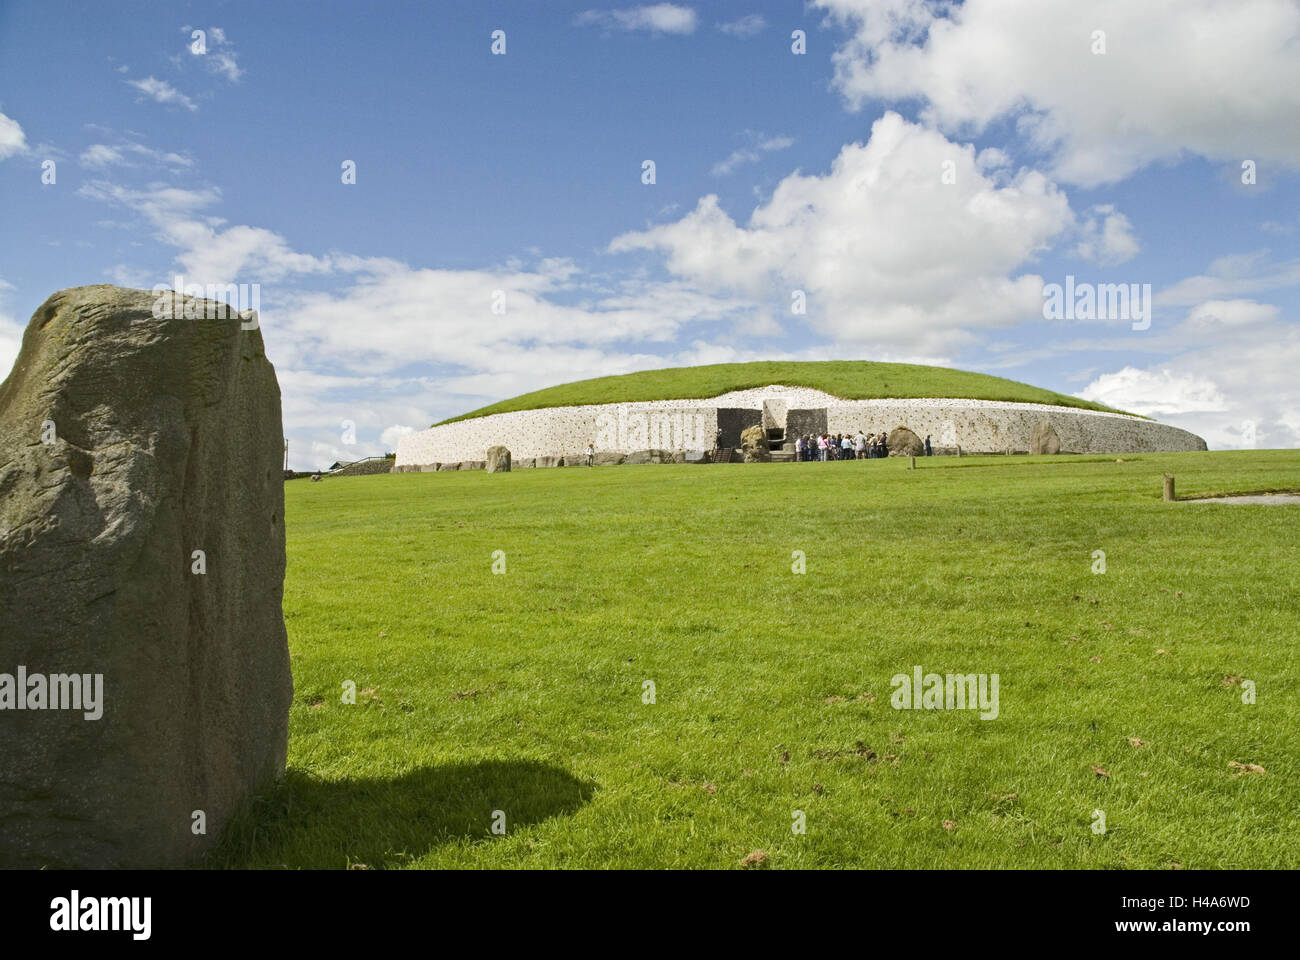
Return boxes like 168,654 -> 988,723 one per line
794,430 -> 932,461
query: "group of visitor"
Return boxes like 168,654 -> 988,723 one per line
795,430 -> 932,461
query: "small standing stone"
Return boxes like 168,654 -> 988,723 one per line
486,445 -> 512,473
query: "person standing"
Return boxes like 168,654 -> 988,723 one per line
924,434 -> 932,457
586,443 -> 595,467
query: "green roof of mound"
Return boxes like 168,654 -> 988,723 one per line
437,361 -> 1136,425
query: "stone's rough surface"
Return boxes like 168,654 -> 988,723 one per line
625,449 -> 674,465
594,452 -> 625,466
740,425 -> 769,463
0,285 -> 292,868
1030,421 -> 1061,455
716,407 -> 763,448
396,384 -> 1207,468
786,408 -> 828,441
486,445 -> 511,473
684,449 -> 711,464
887,426 -> 925,457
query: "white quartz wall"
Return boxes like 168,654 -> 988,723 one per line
396,385 -> 1205,466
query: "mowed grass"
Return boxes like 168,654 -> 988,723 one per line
216,450 -> 1300,869
438,360 -> 1134,423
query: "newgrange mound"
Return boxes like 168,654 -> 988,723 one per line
395,361 -> 1206,469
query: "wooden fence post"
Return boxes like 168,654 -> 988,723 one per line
1163,474 -> 1176,501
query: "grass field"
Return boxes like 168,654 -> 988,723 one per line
216,450 -> 1299,869
438,360 -> 1135,424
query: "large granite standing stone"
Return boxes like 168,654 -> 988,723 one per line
486,445 -> 511,473
0,285 -> 292,868
1030,421 -> 1061,455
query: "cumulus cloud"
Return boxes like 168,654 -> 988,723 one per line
1078,367 -> 1228,417
718,14 -> 766,37
814,0 -> 1300,186
1072,205 -> 1139,266
612,111 -> 1074,354
0,111 -> 28,160
575,4 -> 698,35
1079,298 -> 1300,448
125,76 -> 198,111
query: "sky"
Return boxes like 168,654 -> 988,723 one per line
1,0 -> 1297,469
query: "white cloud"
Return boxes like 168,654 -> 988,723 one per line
380,424 -> 416,450
718,14 -> 766,37
0,111 -> 28,160
1072,204 -> 1140,266
1181,299 -> 1280,330
815,0 -> 1300,186
185,25 -> 243,82
81,140 -> 194,169
711,132 -> 795,176
1079,299 -> 1300,448
0,279 -> 24,381
1158,252 -> 1300,306
612,111 -> 1074,354
80,144 -> 125,167
1077,366 -> 1228,416
79,180 -> 332,284
126,76 -> 198,111
576,4 -> 698,35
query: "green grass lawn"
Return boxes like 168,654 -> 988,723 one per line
437,360 -> 1135,424
216,450 -> 1300,869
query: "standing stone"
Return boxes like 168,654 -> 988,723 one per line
0,285 -> 292,868
486,445 -> 511,473
739,425 -> 769,463
886,426 -> 925,457
1030,421 -> 1061,455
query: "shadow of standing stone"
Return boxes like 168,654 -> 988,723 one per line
0,285 -> 292,868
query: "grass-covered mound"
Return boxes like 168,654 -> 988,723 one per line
438,360 -> 1133,425
218,449 -> 1299,869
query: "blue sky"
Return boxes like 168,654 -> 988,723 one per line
1,0 -> 1298,468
